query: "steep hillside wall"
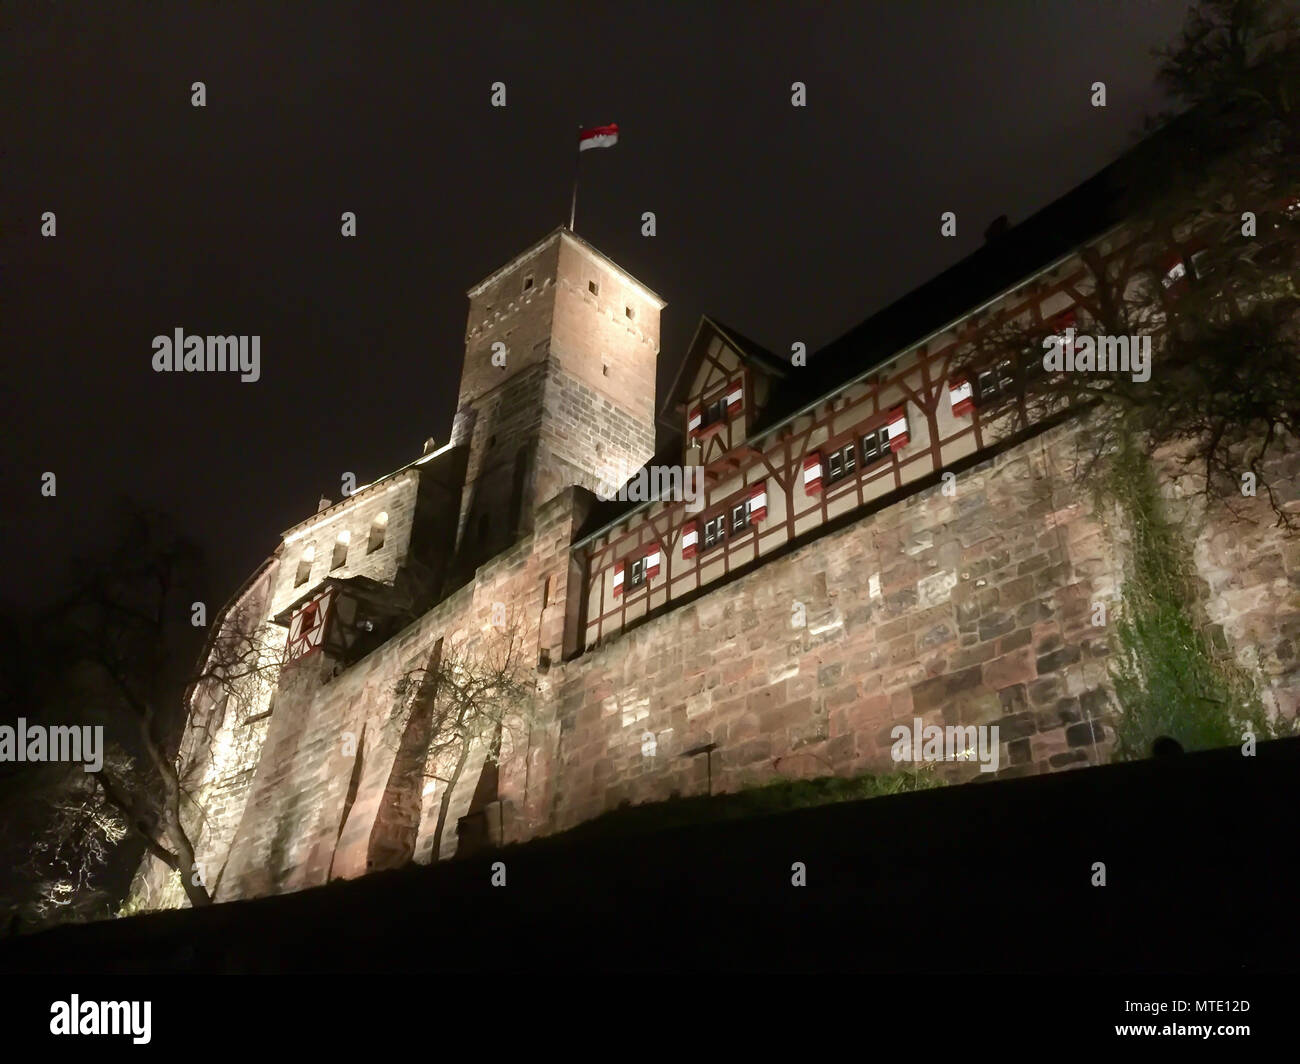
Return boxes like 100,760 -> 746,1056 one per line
148,417 -> 1299,906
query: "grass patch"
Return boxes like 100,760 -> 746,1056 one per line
537,766 -> 946,847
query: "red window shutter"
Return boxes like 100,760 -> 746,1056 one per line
681,520 -> 699,559
613,561 -> 625,597
748,482 -> 768,522
886,407 -> 909,451
643,545 -> 662,579
687,407 -> 702,438
948,376 -> 974,418
725,380 -> 744,415
803,453 -> 823,495
1161,250 -> 1187,289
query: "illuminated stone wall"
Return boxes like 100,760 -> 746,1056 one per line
137,413 -> 1300,909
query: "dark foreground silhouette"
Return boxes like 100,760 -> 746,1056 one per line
3,737 -> 1298,973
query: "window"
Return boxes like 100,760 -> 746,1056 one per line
701,396 -> 727,429
1022,344 -> 1049,385
331,530 -> 350,571
826,442 -> 857,483
861,428 -> 888,466
588,280 -> 599,295
703,515 -> 727,549
295,545 -> 315,587
731,501 -> 750,534
976,359 -> 1016,404
523,275 -> 534,292
625,305 -> 635,320
628,556 -> 646,589
367,512 -> 388,554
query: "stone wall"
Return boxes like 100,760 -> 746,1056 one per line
541,418 -> 1124,832
149,416 -> 1299,907
1166,439 -> 1300,721
213,486 -> 589,899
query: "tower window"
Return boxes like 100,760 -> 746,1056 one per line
628,556 -> 646,589
367,511 -> 388,554
703,515 -> 727,550
625,306 -> 635,320
588,280 -> 599,296
523,275 -> 534,292
602,363 -> 609,376
331,530 -> 350,571
295,545 -> 315,587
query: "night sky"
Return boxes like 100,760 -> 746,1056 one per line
4,1 -> 1193,612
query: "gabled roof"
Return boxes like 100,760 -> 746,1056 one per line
658,314 -> 789,425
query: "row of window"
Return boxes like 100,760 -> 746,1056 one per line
293,511 -> 388,587
614,486 -> 768,595
701,497 -> 752,550
824,425 -> 893,485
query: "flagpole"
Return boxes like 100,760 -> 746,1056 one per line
570,125 -> 581,231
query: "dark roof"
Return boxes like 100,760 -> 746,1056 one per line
708,318 -> 789,377
753,102 -> 1248,431
753,160 -> 1133,430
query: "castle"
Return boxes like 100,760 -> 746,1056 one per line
132,159 -> 1300,907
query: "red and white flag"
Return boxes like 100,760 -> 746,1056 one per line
578,123 -> 619,151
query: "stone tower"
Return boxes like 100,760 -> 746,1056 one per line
451,227 -> 664,570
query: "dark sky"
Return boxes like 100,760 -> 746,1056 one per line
4,1 -> 1193,612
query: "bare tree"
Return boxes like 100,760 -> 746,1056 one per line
390,617 -> 539,861
8,755 -> 133,927
30,506 -> 284,911
954,0 -> 1299,522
